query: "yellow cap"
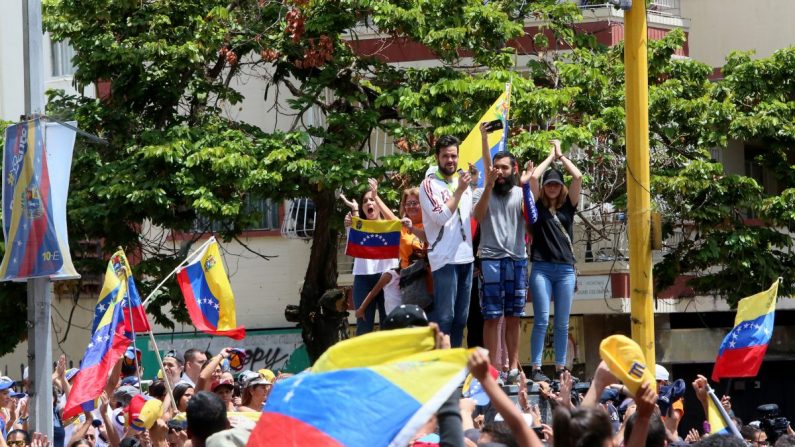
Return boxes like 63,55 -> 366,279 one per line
257,369 -> 276,382
599,335 -> 656,397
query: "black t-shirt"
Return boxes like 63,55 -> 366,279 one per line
530,196 -> 576,265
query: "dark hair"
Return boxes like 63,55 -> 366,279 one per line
492,150 -> 517,168
624,411 -> 666,447
553,406 -> 612,447
481,422 -> 518,447
164,350 -> 184,367
694,435 -> 748,447
121,362 -> 137,376
741,425 -> 761,441
183,348 -> 205,366
148,380 -> 167,401
173,383 -> 194,408
775,435 -> 795,447
7,429 -> 30,444
69,440 -> 92,447
187,391 -> 228,442
434,135 -> 460,155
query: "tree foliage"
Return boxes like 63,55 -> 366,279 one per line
15,0 -> 792,358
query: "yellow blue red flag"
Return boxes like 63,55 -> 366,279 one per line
92,250 -> 151,335
345,217 -> 401,259
176,238 -> 245,340
712,280 -> 778,381
0,119 -> 78,281
706,385 -> 741,438
248,328 -> 472,447
458,83 -> 511,187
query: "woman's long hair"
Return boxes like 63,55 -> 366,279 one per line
540,182 -> 570,211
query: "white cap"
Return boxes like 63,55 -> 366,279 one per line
655,364 -> 670,382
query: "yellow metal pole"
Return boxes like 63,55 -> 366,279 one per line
624,2 -> 656,370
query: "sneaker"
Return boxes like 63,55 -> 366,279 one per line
506,368 -> 520,385
531,369 -> 550,383
497,371 -> 508,384
556,367 -> 580,383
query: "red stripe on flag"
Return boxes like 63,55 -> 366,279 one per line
345,243 -> 398,260
711,344 -> 768,382
176,270 -> 246,340
247,412 -> 344,447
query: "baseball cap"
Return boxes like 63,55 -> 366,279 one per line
600,388 -> 619,403
125,395 -> 163,431
257,369 -> 276,383
114,385 -> 141,407
244,375 -> 271,388
211,378 -> 235,392
382,304 -> 429,330
120,376 -> 139,387
0,377 -> 15,391
655,364 -> 670,382
657,379 -> 686,416
542,169 -> 564,186
599,335 -> 656,397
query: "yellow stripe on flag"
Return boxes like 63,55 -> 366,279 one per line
350,216 -> 402,234
735,280 -> 778,324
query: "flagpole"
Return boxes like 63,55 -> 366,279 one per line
141,237 -> 214,307
706,385 -> 742,439
147,331 -> 179,412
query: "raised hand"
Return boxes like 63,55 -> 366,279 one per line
467,349 -> 490,382
550,139 -> 562,159
485,167 -> 499,188
457,171 -> 472,192
635,382 -> 658,418
368,178 -> 379,196
339,193 -> 358,212
520,160 -> 535,185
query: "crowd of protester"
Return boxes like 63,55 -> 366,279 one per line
0,132 -> 791,447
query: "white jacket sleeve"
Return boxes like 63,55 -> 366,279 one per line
420,177 -> 454,226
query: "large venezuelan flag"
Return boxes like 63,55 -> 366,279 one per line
457,83 -> 511,187
345,216 -> 401,260
247,328 -> 469,447
176,237 -> 245,340
64,285 -> 132,419
0,119 -> 64,280
711,280 -> 778,382
92,250 -> 151,335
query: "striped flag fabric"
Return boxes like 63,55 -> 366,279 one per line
92,250 -> 151,335
345,216 -> 401,260
457,83 -> 511,187
176,237 -> 245,340
706,385 -> 741,438
247,328 -> 471,447
712,280 -> 778,382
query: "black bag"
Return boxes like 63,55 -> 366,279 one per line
399,259 -> 433,309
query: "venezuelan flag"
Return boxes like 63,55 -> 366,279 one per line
0,119 -> 64,280
706,385 -> 741,438
176,238 -> 245,340
712,280 -> 778,382
457,83 -> 511,187
249,347 -> 471,446
345,217 -> 401,260
92,250 -> 151,335
64,284 -> 132,419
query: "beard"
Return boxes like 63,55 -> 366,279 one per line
437,163 -> 456,177
493,173 -> 517,196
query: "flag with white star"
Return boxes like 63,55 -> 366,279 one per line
91,249 -> 151,335
345,216 -> 401,260
176,237 -> 245,340
712,280 -> 779,381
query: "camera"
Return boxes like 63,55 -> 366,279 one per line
757,403 -> 790,443
483,119 -> 504,133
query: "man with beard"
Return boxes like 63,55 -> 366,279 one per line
419,135 -> 474,348
472,122 -> 538,383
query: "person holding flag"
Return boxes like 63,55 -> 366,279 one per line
472,120 -> 537,384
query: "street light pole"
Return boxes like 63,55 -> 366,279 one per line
623,1 -> 656,370
22,0 -> 55,439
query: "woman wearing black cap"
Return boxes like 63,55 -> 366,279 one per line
527,139 -> 582,382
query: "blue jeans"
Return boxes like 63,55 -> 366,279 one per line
431,262 -> 473,347
528,261 -> 575,366
353,274 -> 386,335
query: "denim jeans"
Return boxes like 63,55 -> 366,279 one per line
353,273 -> 387,335
431,262 -> 473,347
528,261 -> 576,366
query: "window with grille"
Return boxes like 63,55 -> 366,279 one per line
51,39 -> 76,77
192,197 -> 280,233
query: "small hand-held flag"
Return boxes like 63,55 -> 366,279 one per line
712,279 -> 778,382
345,217 -> 401,260
176,237 -> 245,340
92,250 -> 151,335
706,384 -> 742,438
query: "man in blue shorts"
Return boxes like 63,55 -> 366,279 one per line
472,123 -> 537,383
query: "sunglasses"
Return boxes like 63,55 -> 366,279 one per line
8,441 -> 25,447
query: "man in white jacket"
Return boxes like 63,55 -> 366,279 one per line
419,135 -> 474,347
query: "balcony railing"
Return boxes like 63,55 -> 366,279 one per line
578,0 -> 681,18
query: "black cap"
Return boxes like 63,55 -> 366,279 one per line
382,305 -> 429,330
542,169 -> 564,186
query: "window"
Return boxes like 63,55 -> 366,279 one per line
51,38 -> 76,77
192,197 -> 280,232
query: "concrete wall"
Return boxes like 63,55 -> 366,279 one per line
682,0 -> 795,68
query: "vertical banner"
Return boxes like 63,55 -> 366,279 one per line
0,119 -> 79,281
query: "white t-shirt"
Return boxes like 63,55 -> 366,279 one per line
382,270 -> 402,315
352,257 -> 398,275
419,174 -> 474,271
